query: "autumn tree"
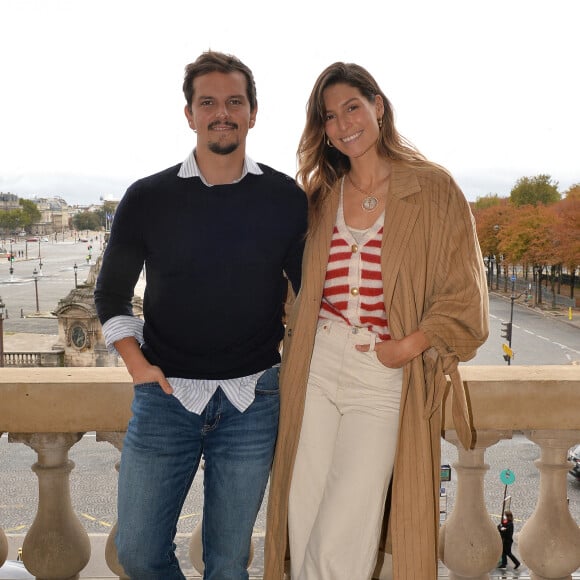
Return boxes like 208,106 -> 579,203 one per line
498,205 -> 558,305
551,185 -> 580,298
473,198 -> 512,289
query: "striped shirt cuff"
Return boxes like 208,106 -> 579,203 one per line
101,315 -> 145,355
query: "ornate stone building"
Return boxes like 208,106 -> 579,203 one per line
53,254 -> 143,367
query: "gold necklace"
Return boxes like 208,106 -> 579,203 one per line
347,173 -> 384,212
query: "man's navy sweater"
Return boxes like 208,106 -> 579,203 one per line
94,162 -> 308,380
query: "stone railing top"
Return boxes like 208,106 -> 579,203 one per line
1,365 -> 579,434
445,364 -> 580,431
0,367 -> 132,433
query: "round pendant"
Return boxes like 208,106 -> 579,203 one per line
362,196 -> 379,212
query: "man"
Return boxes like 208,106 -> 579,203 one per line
94,51 -> 307,580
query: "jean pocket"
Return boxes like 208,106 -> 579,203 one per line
255,366 -> 280,395
134,381 -> 162,390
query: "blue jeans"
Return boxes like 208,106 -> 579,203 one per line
115,367 -> 280,580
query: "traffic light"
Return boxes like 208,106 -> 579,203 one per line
501,321 -> 512,342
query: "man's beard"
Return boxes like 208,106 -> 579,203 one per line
207,121 -> 239,155
208,140 -> 239,155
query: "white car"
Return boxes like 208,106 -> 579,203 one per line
569,444 -> 580,481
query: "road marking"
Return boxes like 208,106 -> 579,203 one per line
5,525 -> 27,532
79,513 -> 113,528
178,512 -> 200,521
499,321 -> 580,356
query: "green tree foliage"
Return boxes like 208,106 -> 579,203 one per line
564,183 -> 580,200
93,201 -> 118,229
510,174 -> 560,207
0,198 -> 42,233
0,209 -> 24,233
72,211 -> 101,231
19,198 -> 42,228
474,193 -> 502,211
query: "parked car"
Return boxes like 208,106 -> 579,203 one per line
0,560 -> 34,579
568,444 -> 580,480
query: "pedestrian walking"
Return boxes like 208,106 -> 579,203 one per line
498,510 -> 521,570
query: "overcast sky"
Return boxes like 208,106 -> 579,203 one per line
1,0 -> 578,206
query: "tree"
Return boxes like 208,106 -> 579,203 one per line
19,199 -> 42,230
500,205 -> 558,305
473,199 -> 512,289
551,190 -> 580,299
510,174 -> 560,207
564,183 -> 580,200
0,209 -> 23,233
93,201 -> 118,229
72,211 -> 101,231
474,193 -> 502,211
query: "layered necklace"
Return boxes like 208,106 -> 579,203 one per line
347,173 -> 388,212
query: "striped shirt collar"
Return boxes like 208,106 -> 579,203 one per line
177,149 -> 263,186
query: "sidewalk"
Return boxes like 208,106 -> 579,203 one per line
491,289 -> 580,331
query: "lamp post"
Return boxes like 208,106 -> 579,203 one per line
38,256 -> 43,276
74,263 -> 78,288
33,268 -> 40,312
0,295 -> 5,367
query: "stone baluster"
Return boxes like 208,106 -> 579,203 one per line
518,429 -> 580,580
0,432 -> 7,568
96,431 -> 128,579
0,529 -> 6,570
439,430 -> 507,580
10,432 -> 90,580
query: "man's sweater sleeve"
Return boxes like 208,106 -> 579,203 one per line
283,188 -> 308,295
94,184 -> 146,325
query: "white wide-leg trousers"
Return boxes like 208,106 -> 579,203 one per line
289,320 -> 403,580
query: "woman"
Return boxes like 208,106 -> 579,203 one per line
498,510 -> 521,570
264,62 -> 489,580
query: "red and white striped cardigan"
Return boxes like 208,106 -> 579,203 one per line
319,197 -> 391,341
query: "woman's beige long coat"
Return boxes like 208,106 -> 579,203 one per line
264,160 -> 489,580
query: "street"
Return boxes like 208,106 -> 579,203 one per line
0,234 -> 101,325
466,293 -> 580,366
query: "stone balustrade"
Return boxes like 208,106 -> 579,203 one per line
1,366 -> 580,580
2,349 -> 65,367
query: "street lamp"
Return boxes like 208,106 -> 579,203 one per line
0,295 -> 5,367
33,268 -> 40,313
74,263 -> 78,288
38,257 -> 43,276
